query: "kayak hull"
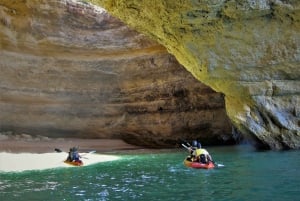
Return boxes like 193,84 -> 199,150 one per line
184,158 -> 215,169
64,160 -> 83,166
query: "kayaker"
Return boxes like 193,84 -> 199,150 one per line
187,140 -> 198,161
72,147 -> 82,162
67,148 -> 74,162
66,147 -> 82,162
195,142 -> 213,164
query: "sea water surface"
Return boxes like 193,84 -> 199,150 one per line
1,145 -> 299,201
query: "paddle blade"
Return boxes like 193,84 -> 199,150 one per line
54,148 -> 62,153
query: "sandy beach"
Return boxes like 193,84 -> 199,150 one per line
0,152 -> 120,172
0,135 -> 142,172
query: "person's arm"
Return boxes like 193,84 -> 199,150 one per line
188,147 -> 195,154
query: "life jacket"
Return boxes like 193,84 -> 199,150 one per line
195,148 -> 206,157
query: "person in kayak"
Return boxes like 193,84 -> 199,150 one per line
187,140 -> 198,161
66,148 -> 74,162
67,147 -> 82,162
72,147 -> 82,162
195,142 -> 213,164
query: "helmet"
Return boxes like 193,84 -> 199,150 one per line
192,140 -> 198,147
197,142 -> 202,148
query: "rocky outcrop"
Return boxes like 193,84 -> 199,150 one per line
92,0 -> 300,149
0,0 -> 233,147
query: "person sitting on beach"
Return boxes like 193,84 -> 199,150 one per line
195,142 -> 213,164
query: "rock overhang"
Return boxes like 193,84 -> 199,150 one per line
89,0 -> 300,150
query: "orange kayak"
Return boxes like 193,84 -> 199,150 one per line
183,158 -> 215,169
64,160 -> 83,166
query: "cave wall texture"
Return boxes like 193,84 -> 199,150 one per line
0,0 -> 234,148
89,0 -> 300,149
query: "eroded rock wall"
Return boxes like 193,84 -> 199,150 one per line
0,0 -> 233,147
91,0 -> 300,149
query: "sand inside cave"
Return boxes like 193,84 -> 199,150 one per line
0,135 -> 142,172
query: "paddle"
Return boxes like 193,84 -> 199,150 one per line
214,163 -> 225,167
181,143 -> 190,150
54,148 -> 63,153
80,150 -> 97,159
54,148 -> 96,159
81,150 -> 96,156
180,139 -> 191,147
54,148 -> 96,154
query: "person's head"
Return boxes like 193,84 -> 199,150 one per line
197,142 -> 202,149
192,140 -> 198,147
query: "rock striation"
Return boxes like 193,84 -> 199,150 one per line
0,0 -> 233,148
91,0 -> 300,149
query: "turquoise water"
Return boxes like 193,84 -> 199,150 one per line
1,145 -> 300,201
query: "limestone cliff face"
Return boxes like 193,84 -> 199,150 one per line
0,0 -> 233,147
91,0 -> 300,149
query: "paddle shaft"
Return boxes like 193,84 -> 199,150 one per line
181,143 -> 190,150
54,148 -> 95,159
